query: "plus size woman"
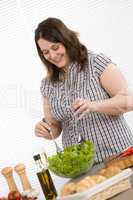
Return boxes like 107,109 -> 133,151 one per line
34,17 -> 133,163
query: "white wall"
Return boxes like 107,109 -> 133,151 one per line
0,0 -> 133,198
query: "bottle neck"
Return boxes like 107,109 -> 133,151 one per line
34,153 -> 48,172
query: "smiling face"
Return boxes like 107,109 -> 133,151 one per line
38,38 -> 70,70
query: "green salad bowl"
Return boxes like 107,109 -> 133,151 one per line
48,140 -> 95,178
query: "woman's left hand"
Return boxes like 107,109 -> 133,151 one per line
72,98 -> 97,119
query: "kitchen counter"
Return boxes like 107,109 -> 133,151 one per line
111,188 -> 133,200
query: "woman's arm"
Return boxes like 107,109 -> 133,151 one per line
94,63 -> 133,115
72,63 -> 133,117
43,97 -> 62,137
35,97 -> 62,139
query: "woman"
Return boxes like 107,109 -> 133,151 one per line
34,17 -> 133,163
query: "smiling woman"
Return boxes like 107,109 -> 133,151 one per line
34,17 -> 133,164
37,39 -> 70,70
35,17 -> 88,82
1,0 -> 133,198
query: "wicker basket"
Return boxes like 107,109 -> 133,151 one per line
89,177 -> 131,200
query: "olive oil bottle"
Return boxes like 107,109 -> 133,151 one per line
33,153 -> 57,200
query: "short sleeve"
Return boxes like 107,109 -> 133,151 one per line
93,53 -> 115,78
40,78 -> 53,98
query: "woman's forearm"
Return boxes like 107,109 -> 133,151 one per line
93,94 -> 133,115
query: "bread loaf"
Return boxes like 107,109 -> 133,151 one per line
98,166 -> 122,178
62,175 -> 107,195
90,175 -> 107,183
106,155 -> 133,169
76,176 -> 96,192
61,182 -> 76,196
61,164 -> 124,196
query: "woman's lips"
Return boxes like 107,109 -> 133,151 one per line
53,54 -> 64,65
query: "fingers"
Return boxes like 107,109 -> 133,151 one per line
78,109 -> 90,119
35,131 -> 45,137
72,98 -> 91,119
74,104 -> 88,115
72,98 -> 84,111
35,121 -> 51,138
40,121 -> 51,130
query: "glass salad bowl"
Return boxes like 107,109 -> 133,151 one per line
48,140 -> 95,178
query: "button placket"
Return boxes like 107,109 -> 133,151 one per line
65,71 -> 79,142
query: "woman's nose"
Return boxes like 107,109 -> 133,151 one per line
49,51 -> 56,60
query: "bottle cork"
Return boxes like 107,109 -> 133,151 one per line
1,166 -> 18,191
14,163 -> 32,191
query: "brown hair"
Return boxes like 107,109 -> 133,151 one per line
35,17 -> 88,82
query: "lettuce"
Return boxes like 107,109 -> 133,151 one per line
48,140 -> 95,178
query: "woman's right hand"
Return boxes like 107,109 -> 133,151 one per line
35,120 -> 51,139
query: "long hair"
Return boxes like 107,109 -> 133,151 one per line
35,17 -> 89,82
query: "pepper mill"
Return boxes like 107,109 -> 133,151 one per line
14,163 -> 32,191
1,166 -> 18,191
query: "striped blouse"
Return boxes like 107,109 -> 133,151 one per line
40,52 -> 133,163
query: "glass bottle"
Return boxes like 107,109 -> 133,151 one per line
33,153 -> 57,200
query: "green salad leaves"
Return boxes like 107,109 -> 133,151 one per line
48,140 -> 95,178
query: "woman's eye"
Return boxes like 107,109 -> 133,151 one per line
52,45 -> 59,50
43,51 -> 48,55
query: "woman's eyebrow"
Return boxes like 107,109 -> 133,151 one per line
51,44 -> 59,47
42,44 -> 58,52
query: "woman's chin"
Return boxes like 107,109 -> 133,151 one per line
57,64 -> 66,69
55,61 -> 68,70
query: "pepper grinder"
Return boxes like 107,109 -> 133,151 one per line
14,163 -> 39,199
14,163 -> 32,191
1,166 -> 18,191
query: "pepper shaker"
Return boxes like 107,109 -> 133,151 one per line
1,166 -> 18,191
14,163 -> 32,191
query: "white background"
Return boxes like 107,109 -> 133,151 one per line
0,0 -> 133,198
